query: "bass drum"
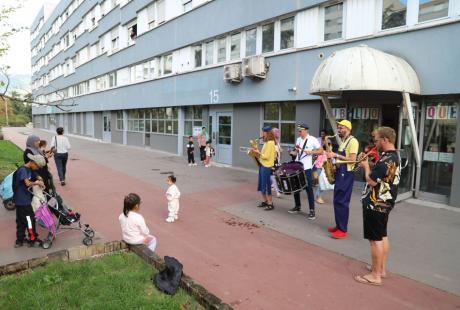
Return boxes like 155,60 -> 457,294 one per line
275,162 -> 307,195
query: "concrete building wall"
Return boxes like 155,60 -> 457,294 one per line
149,134 -> 178,154
127,132 -> 143,147
94,112 -> 103,139
232,103 -> 262,170
75,113 -> 81,133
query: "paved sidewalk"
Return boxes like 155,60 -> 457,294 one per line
1,127 -> 460,309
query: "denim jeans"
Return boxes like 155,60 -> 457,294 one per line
54,153 -> 68,182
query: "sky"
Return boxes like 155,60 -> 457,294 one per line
0,0 -> 59,77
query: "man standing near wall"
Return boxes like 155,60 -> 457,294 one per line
355,127 -> 400,286
327,120 -> 359,239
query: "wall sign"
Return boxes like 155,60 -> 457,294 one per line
426,105 -> 458,120
350,108 -> 379,120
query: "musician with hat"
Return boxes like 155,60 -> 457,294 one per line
326,119 -> 359,239
288,123 -> 322,220
252,125 -> 277,211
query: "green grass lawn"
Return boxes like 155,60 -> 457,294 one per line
0,140 -> 23,180
0,252 -> 204,310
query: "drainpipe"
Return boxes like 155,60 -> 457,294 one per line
402,92 -> 422,191
320,95 -> 342,145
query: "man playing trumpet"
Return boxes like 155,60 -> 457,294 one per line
354,126 -> 400,286
326,120 -> 359,239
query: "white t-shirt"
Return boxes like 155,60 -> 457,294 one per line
295,135 -> 321,170
119,211 -> 150,244
51,135 -> 71,154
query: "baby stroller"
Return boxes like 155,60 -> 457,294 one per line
0,171 -> 16,211
31,185 -> 94,249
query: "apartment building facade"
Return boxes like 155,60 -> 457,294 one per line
30,0 -> 460,206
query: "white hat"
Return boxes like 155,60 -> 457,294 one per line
27,154 -> 46,168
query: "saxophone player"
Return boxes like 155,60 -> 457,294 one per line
251,125 -> 277,211
326,120 -> 359,239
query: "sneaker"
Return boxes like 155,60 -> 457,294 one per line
193,163 -> 197,166
316,197 -> 325,204
288,207 -> 301,214
14,241 -> 24,248
328,226 -> 338,233
174,215 -> 179,220
307,210 -> 316,220
276,192 -> 281,198
188,163 -> 192,166
331,229 -> 348,239
166,217 -> 175,223
61,181 -> 66,186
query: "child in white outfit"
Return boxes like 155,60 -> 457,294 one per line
166,175 -> 181,223
119,193 -> 157,251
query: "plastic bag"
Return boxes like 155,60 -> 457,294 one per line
318,169 -> 334,191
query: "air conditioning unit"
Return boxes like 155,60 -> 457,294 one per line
223,63 -> 243,83
243,55 -> 269,79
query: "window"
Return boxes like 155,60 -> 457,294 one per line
183,0 -> 192,12
263,102 -> 296,144
128,22 -> 137,43
157,0 -> 165,24
111,27 -> 119,51
148,107 -> 178,134
193,45 -> 202,68
205,41 -> 214,66
230,33 -> 241,60
245,28 -> 257,57
262,23 -> 274,53
116,111 -> 124,130
162,53 -> 172,75
131,64 -> 143,82
217,37 -> 227,62
419,0 -> 449,22
280,17 -> 295,49
64,33 -> 70,47
382,0 -> 407,29
127,110 -> 145,132
108,72 -> 117,87
184,106 -> 203,136
324,3 -> 343,41
147,3 -> 155,29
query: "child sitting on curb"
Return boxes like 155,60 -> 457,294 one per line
119,193 -> 157,251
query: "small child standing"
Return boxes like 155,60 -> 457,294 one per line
165,175 -> 181,223
204,142 -> 213,168
186,136 -> 196,166
119,193 -> 157,251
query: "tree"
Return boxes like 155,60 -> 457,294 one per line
0,1 -> 24,58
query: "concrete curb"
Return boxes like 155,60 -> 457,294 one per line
128,244 -> 233,310
0,240 -> 127,276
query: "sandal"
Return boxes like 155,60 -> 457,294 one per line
257,201 -> 268,208
264,204 -> 274,211
354,275 -> 382,286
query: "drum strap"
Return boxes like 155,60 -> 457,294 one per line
297,138 -> 309,161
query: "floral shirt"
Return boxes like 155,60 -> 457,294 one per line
361,150 -> 400,213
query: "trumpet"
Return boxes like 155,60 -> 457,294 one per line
335,151 -> 373,171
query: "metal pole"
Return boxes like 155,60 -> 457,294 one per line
402,92 -> 421,169
320,95 -> 342,145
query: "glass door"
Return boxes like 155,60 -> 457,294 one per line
103,112 -> 112,142
419,102 -> 458,201
397,102 -> 419,200
216,112 -> 232,165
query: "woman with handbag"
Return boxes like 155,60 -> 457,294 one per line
50,127 -> 71,186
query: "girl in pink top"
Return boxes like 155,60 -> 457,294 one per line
313,152 -> 328,204
119,193 -> 157,251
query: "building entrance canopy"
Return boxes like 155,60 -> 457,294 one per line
310,44 -> 421,169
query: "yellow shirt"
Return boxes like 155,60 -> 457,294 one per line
259,140 -> 276,168
339,136 -> 359,171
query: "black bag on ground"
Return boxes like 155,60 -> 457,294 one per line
153,256 -> 183,295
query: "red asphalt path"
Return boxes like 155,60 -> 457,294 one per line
2,128 -> 459,310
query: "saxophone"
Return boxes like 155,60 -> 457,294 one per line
323,135 -> 338,185
248,137 -> 262,167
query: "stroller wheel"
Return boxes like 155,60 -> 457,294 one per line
3,199 -> 16,211
83,237 -> 93,246
85,228 -> 95,238
42,241 -> 51,249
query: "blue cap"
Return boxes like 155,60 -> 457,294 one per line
297,123 -> 309,130
262,125 -> 272,132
